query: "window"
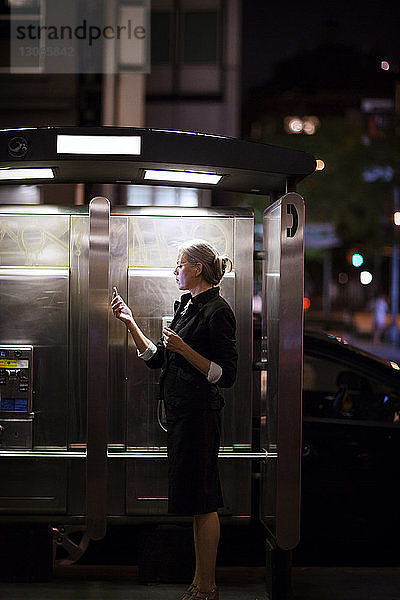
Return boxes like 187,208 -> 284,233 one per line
148,2 -> 223,97
303,354 -> 400,423
181,11 -> 219,64
151,11 -> 172,64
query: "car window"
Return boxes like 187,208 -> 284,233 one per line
303,354 -> 400,423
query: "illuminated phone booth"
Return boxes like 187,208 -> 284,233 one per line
0,128 -> 314,596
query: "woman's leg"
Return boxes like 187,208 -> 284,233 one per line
192,511 -> 220,591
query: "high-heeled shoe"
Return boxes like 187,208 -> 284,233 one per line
190,586 -> 219,600
179,583 -> 199,600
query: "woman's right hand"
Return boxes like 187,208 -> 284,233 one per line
111,288 -> 133,327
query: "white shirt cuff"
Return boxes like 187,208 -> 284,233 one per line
137,341 -> 157,361
207,361 -> 222,383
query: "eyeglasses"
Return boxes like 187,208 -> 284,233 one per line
175,262 -> 188,271
175,261 -> 200,271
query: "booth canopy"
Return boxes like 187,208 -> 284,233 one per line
0,126 -> 316,195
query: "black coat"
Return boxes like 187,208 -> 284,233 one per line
145,286 -> 238,410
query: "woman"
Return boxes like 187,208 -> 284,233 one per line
111,239 -> 238,600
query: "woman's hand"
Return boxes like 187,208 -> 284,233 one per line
111,288 -> 133,328
162,327 -> 187,354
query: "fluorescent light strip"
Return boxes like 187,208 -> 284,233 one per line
144,169 -> 222,185
57,135 -> 141,155
0,168 -> 54,181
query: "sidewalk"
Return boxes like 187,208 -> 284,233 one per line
1,565 -> 400,600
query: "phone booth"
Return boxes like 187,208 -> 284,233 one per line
0,127 -> 314,598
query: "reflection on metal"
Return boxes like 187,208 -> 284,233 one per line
0,205 -> 255,522
128,212 -> 234,268
86,197 -> 110,541
0,214 -> 69,266
261,192 -> 304,550
0,450 -> 86,458
0,197 -> 303,556
108,451 -> 272,459
0,450 -> 276,460
128,269 -> 235,278
113,208 -> 253,455
0,267 -> 69,277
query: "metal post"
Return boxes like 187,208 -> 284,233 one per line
389,186 -> 399,345
86,197 -> 110,541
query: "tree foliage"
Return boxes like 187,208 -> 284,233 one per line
255,114 -> 399,252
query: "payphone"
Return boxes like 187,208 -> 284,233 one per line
0,126 -> 315,597
0,345 -> 33,449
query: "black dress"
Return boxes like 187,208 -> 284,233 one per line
145,286 -> 238,515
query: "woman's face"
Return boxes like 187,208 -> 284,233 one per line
174,252 -> 199,291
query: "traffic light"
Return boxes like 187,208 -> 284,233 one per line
351,253 -> 364,267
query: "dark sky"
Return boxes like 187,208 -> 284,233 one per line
242,0 -> 400,93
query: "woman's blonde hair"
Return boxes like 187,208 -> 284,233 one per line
178,239 -> 232,285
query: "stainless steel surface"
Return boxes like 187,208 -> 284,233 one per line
106,207 -> 253,516
125,210 -> 251,451
126,460 -> 169,514
0,345 -> 33,416
112,206 -> 254,218
0,205 -> 86,215
126,267 -> 234,449
0,450 -> 86,458
0,204 -> 256,523
0,419 -> 32,449
0,200 -> 297,533
126,459 -> 253,516
261,192 -> 304,550
86,197 -> 110,541
0,213 -> 70,265
69,215 -> 89,447
108,216 -> 128,447
0,214 -> 70,451
0,450 -> 273,459
0,459 -> 67,513
233,217 -> 254,446
110,451 -> 272,459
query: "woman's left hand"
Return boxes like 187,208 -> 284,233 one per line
162,327 -> 187,354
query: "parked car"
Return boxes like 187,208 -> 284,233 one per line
295,331 -> 400,565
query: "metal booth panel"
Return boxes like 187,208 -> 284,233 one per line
69,215 -> 89,448
125,459 -> 252,516
260,193 -> 304,550
0,214 -> 70,267
0,459 -> 67,514
108,216 -> 129,449
0,214 -> 70,450
0,211 -> 72,515
125,212 -> 252,451
112,208 -> 254,517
